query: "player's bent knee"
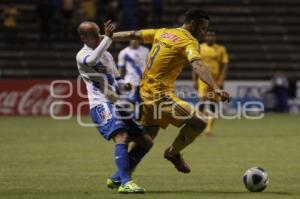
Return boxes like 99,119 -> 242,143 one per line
186,113 -> 207,134
131,133 -> 153,151
112,130 -> 129,144
142,133 -> 154,151
145,126 -> 160,139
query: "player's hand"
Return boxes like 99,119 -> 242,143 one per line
214,88 -> 231,103
104,20 -> 115,38
124,83 -> 132,91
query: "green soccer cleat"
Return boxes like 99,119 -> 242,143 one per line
118,181 -> 145,194
106,178 -> 121,189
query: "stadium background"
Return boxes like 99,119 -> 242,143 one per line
0,1 -> 300,199
0,0 -> 300,115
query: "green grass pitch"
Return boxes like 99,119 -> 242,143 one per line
0,114 -> 300,199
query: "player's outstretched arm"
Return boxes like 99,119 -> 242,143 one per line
191,59 -> 231,102
83,37 -> 112,66
83,21 -> 115,66
112,31 -> 142,42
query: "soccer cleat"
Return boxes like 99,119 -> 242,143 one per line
106,178 -> 121,189
164,147 -> 191,173
118,181 -> 145,194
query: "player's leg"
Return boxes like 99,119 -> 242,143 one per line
160,95 -> 207,173
128,131 -> 154,174
198,79 -> 209,112
127,99 -> 161,172
205,103 -> 216,136
111,130 -> 145,193
164,112 -> 207,173
111,130 -> 131,186
128,126 -> 159,171
108,131 -> 145,193
204,88 -> 219,136
90,103 -> 144,193
198,79 -> 216,136
108,107 -> 156,191
117,102 -> 160,176
121,106 -> 156,171
109,118 -> 159,179
109,127 -> 155,182
167,112 -> 207,155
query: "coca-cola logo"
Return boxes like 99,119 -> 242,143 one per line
0,83 -> 69,115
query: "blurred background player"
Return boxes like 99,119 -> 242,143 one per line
118,40 -> 149,118
3,3 -> 20,43
76,21 -> 152,194
193,31 -> 229,136
271,71 -> 289,112
112,9 -> 231,174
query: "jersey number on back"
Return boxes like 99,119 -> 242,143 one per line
147,45 -> 160,69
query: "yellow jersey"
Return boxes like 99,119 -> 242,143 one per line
140,28 -> 201,99
199,43 -> 229,80
3,7 -> 19,28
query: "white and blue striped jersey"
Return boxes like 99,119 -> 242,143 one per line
118,46 -> 149,86
76,36 -> 121,109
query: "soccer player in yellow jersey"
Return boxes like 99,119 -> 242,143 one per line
193,31 -> 229,136
110,9 -> 230,179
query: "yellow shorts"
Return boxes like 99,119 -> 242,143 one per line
198,79 -> 220,101
198,79 -> 210,99
140,93 -> 195,129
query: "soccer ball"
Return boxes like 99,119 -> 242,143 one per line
243,167 -> 269,192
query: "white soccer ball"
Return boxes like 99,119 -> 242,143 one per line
243,167 -> 269,192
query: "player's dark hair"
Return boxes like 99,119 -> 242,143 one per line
184,8 -> 210,24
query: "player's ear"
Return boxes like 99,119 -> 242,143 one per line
80,35 -> 85,43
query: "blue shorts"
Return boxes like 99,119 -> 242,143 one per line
90,102 -> 144,140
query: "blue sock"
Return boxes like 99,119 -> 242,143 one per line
111,146 -> 148,181
114,144 -> 131,185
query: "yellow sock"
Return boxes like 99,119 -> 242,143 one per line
206,116 -> 214,134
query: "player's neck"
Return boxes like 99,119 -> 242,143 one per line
180,24 -> 193,35
85,43 -> 96,50
130,46 -> 139,49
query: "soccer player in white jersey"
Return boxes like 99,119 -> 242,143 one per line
118,40 -> 149,107
76,21 -> 153,194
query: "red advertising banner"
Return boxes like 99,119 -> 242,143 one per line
0,79 -> 89,116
